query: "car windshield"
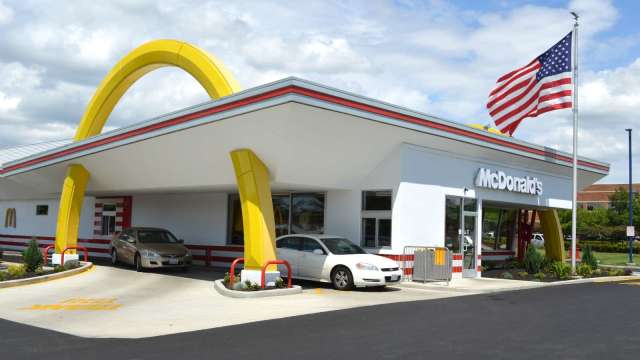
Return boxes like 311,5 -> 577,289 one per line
320,238 -> 366,255
137,230 -> 178,244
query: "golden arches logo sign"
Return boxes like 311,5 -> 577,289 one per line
55,40 -> 242,252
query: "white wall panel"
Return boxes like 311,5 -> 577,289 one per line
131,192 -> 228,246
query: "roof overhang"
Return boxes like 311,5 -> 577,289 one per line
0,77 -> 609,199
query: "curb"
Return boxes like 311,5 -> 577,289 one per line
213,279 -> 302,298
0,262 -> 94,289
394,275 -> 640,295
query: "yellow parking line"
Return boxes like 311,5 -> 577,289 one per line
21,297 -> 122,311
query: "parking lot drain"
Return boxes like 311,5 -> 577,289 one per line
22,298 -> 122,311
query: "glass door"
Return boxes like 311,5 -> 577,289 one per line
462,214 -> 477,277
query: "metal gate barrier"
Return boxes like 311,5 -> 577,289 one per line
403,246 -> 452,284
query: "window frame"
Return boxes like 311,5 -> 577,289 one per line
360,189 -> 393,249
35,205 -> 49,216
227,193 -> 326,245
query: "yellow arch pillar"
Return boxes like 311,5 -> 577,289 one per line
55,165 -> 90,253
230,149 -> 277,270
55,39 -> 241,253
539,209 -> 565,261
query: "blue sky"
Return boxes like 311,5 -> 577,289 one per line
0,0 -> 638,183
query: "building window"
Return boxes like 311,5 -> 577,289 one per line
100,204 -> 117,236
291,193 -> 325,234
360,190 -> 392,248
481,207 -> 516,251
362,190 -> 392,211
4,208 -> 16,228
36,205 -> 48,216
228,193 -> 325,245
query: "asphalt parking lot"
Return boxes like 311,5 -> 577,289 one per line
2,280 -> 640,359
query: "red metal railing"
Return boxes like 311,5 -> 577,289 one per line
261,259 -> 292,289
60,246 -> 89,265
42,245 -> 56,265
228,257 -> 245,286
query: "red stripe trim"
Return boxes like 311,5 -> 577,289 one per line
452,254 -> 463,260
0,85 -> 608,173
0,240 -> 109,254
0,234 -> 111,244
476,266 -> 482,272
184,244 -> 244,252
379,254 -> 414,261
452,266 -> 462,272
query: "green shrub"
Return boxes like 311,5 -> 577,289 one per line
7,264 -> 26,279
549,261 -> 571,280
52,262 -> 77,273
534,272 -> 546,281
243,280 -> 260,291
523,245 -> 543,274
275,277 -> 285,288
581,244 -> 598,269
517,271 -> 528,278
22,238 -> 43,272
501,272 -> 513,279
593,268 -> 602,276
608,269 -> 624,276
0,271 -> 6,281
576,263 -> 592,277
541,257 -> 555,273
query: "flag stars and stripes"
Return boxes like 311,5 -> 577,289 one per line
487,32 -> 573,136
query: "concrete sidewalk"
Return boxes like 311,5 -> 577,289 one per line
0,265 -> 454,338
396,277 -> 547,293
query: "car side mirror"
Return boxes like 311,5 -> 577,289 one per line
313,249 -> 324,255
177,239 -> 184,244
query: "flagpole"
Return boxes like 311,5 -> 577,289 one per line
570,11 -> 579,274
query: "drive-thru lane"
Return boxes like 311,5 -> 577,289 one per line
1,281 -> 639,359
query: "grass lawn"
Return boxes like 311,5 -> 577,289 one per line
593,251 -> 637,266
531,247 -> 636,266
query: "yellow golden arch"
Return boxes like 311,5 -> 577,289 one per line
55,40 -> 276,268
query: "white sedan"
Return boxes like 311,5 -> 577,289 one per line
275,234 -> 403,290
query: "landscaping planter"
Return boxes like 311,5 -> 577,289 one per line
213,279 -> 302,298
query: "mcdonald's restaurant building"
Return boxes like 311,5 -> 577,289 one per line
0,78 -> 609,278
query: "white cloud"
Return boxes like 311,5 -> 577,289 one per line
0,91 -> 19,111
0,0 -> 634,184
0,0 -> 13,25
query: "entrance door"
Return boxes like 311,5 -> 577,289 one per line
445,196 -> 478,278
462,214 -> 476,277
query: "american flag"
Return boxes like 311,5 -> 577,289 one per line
487,32 -> 573,136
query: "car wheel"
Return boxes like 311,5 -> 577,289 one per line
111,249 -> 118,265
135,253 -> 144,272
331,266 -> 354,291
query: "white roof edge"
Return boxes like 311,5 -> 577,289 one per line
0,77 -> 609,173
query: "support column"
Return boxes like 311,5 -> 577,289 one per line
539,209 -> 565,261
55,164 -> 90,254
230,149 -> 277,276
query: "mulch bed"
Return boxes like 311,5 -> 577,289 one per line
482,268 -> 628,283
